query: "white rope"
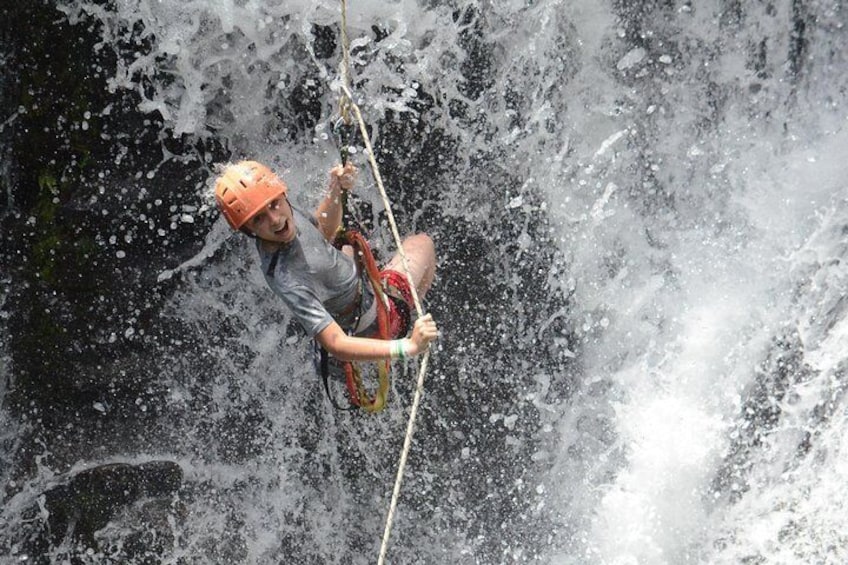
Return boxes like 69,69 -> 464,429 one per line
339,85 -> 423,315
338,0 -> 353,125
338,84 -> 432,565
378,353 -> 430,565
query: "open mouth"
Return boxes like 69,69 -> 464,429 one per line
274,220 -> 288,236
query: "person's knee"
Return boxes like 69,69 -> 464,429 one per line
408,233 -> 435,262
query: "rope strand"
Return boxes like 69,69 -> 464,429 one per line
338,0 -> 353,126
339,84 -> 424,317
378,351 -> 430,565
336,5 -> 431,561
337,85 -> 432,565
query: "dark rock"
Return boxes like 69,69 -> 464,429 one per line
18,461 -> 183,561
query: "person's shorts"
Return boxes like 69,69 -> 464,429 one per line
380,269 -> 413,338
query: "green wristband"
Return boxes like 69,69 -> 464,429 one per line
390,339 -> 408,360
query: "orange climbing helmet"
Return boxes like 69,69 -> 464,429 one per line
214,160 -> 288,230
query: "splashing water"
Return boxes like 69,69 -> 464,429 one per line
4,0 -> 848,563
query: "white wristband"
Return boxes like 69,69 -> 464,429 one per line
390,339 -> 409,360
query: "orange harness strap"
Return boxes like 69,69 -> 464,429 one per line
336,229 -> 391,412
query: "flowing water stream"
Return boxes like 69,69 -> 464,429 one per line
2,0 -> 848,563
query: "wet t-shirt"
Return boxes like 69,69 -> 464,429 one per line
257,205 -> 375,337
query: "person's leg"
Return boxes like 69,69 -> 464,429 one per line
384,233 -> 436,301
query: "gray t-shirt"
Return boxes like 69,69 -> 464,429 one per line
257,205 -> 375,337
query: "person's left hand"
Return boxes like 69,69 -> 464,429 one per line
330,162 -> 357,192
408,314 -> 439,356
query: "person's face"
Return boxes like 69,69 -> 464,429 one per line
247,196 -> 296,243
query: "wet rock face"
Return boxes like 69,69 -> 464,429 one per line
1,2 -> 222,473
16,461 -> 184,562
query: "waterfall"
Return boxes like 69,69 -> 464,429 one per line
2,0 -> 847,563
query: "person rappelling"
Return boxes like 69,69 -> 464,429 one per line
212,159 -> 438,409
214,3 -> 437,559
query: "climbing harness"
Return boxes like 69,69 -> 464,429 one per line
336,230 -> 391,412
316,69 -> 393,413
266,221 -> 391,413
316,236 -> 411,413
331,2 -> 434,562
320,118 -> 390,412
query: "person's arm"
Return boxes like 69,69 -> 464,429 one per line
315,162 -> 357,242
316,314 -> 439,362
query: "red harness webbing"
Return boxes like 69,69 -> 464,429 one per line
335,229 -> 391,412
